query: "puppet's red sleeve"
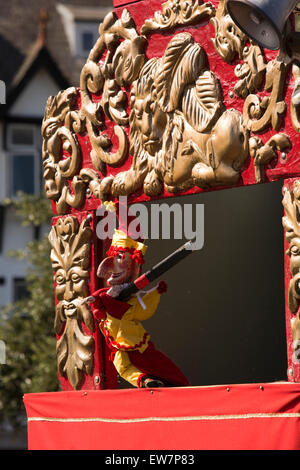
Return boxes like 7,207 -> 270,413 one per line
91,288 -> 131,320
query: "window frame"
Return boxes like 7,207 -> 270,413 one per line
6,123 -> 42,197
13,277 -> 29,303
7,123 -> 36,149
75,20 -> 100,58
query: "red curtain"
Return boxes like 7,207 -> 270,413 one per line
24,382 -> 300,450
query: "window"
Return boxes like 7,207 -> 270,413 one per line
7,124 -> 41,197
82,31 -> 94,52
13,278 -> 29,302
57,4 -> 110,58
0,278 -> 6,310
10,127 -> 34,146
75,21 -> 100,58
12,155 -> 35,195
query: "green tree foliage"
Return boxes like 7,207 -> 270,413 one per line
0,193 -> 59,428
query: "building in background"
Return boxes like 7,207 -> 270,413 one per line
0,0 -> 112,449
0,0 -> 112,310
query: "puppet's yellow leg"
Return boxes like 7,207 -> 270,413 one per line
113,350 -> 144,387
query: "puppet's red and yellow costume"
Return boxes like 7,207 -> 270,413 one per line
92,230 -> 189,388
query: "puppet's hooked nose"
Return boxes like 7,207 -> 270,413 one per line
97,256 -> 115,278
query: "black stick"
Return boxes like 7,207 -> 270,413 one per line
117,239 -> 196,302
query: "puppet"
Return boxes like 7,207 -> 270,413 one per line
87,228 -> 190,388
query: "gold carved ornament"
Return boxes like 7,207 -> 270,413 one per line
211,0 -> 266,97
141,0 -> 215,34
42,9 -> 148,214
283,182 -> 300,365
42,0 -> 296,214
291,62 -> 300,133
48,216 -> 94,390
80,9 -> 146,171
211,0 -> 299,181
110,32 -> 250,197
42,87 -> 88,214
97,6 -> 266,197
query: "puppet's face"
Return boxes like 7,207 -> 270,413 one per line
97,251 -> 140,286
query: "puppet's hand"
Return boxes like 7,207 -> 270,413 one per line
80,296 -> 105,320
81,296 -> 95,304
157,280 -> 168,294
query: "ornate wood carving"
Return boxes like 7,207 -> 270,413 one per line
141,0 -> 215,34
41,0 -> 297,208
110,32 -> 248,197
211,0 -> 266,100
210,0 -> 298,182
291,63 -> 300,133
242,58 -> 289,133
42,87 -> 86,215
80,9 -> 146,171
48,216 -> 94,390
249,134 -> 291,184
211,0 -> 290,133
211,0 -> 247,62
283,182 -> 300,315
282,181 -> 300,366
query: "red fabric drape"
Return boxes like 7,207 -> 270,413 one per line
24,382 -> 300,450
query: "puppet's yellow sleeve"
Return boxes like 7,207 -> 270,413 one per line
126,289 -> 161,321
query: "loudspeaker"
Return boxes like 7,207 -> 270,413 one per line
227,0 -> 298,50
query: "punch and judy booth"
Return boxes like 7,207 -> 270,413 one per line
23,0 -> 300,449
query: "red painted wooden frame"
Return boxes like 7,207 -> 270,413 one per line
48,0 -> 300,389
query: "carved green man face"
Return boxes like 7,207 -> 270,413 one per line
48,216 -> 94,390
50,217 -> 92,304
55,266 -> 90,303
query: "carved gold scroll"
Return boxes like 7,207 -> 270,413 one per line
141,0 -> 215,34
283,180 -> 300,378
42,0 -> 299,216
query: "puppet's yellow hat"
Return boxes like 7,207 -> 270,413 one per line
111,229 -> 147,255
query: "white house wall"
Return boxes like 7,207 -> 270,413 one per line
9,68 -> 61,118
0,67 -> 61,306
0,208 -> 33,307
0,123 -> 7,201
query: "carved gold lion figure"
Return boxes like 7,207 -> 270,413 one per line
42,7 -> 292,212
104,32 -> 250,198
